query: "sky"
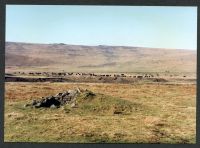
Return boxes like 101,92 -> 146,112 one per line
6,5 -> 197,50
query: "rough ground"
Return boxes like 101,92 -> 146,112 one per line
4,82 -> 196,143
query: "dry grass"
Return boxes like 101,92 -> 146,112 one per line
4,82 -> 196,143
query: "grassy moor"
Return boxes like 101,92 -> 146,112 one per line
4,42 -> 196,143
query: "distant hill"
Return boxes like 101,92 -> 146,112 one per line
5,42 -> 196,73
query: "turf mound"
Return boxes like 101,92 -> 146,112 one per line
25,89 -> 142,115
64,89 -> 142,115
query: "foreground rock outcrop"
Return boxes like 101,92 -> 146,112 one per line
25,88 -> 83,108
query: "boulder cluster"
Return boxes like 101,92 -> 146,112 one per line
25,88 -> 81,108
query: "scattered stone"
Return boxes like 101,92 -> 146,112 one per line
50,104 -> 57,109
55,92 -> 63,97
24,104 -> 30,107
32,100 -> 37,106
26,88 -> 82,108
35,103 -> 41,108
71,101 -> 78,108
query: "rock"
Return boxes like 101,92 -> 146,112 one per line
50,104 -> 57,109
71,102 -> 78,108
35,102 -> 41,108
76,87 -> 81,93
55,92 -> 63,97
68,90 -> 78,96
40,97 -> 61,107
24,104 -> 30,107
61,91 -> 69,97
26,88 -> 91,109
54,97 -> 61,101
32,100 -> 37,106
40,98 -> 47,104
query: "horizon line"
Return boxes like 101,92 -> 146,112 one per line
5,41 -> 196,51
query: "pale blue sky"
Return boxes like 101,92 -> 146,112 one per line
6,5 -> 197,50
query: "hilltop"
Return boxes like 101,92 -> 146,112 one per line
5,42 -> 196,73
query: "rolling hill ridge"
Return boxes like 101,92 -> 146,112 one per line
5,42 -> 196,73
